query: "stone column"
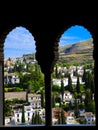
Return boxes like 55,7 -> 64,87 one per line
0,63 -> 4,127
0,37 -> 4,127
44,71 -> 52,126
35,36 -> 59,126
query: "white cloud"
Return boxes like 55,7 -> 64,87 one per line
4,26 -> 36,58
59,35 -> 81,46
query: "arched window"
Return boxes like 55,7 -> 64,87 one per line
0,20 -> 96,128
52,25 -> 96,126
4,26 -> 45,126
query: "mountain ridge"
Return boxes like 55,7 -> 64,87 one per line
58,38 -> 94,65
59,38 -> 93,54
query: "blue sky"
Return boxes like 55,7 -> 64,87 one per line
59,25 -> 92,46
4,25 -> 92,59
4,26 -> 36,59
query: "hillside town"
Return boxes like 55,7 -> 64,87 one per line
4,53 -> 96,126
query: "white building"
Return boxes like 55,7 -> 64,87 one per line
71,76 -> 84,85
52,78 -> 68,87
24,105 -> 35,123
14,109 -> 22,124
66,116 -> 79,124
4,73 -> 20,84
52,76 -> 84,88
28,93 -> 41,108
80,112 -> 96,124
13,106 -> 45,124
60,90 -> 72,103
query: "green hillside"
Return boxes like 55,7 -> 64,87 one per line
58,38 -> 94,65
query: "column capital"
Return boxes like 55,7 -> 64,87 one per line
35,39 -> 59,74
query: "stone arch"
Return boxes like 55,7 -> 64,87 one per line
0,25 -> 38,126
51,23 -> 96,126
4,26 -> 37,59
0,25 -> 38,62
53,23 -> 96,70
0,15 -> 97,127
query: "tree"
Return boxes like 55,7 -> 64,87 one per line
86,100 -> 96,114
52,85 -> 60,92
61,109 -> 65,124
90,74 -> 95,93
41,90 -> 45,108
76,75 -> 80,93
34,112 -> 42,124
55,65 -> 58,78
73,66 -> 78,76
21,104 -> 25,123
52,94 -> 55,108
82,67 -> 86,82
4,100 -> 12,116
84,71 -> 92,90
58,113 -> 62,124
74,99 -> 79,117
68,74 -> 73,93
31,115 -> 35,124
60,79 -> 64,102
26,63 -> 29,72
84,88 -> 92,111
58,109 -> 65,124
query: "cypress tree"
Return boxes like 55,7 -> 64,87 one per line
68,74 -> 73,93
61,109 -> 65,124
21,104 -> 25,123
31,114 -> 35,124
55,65 -> 58,78
41,90 -> 44,108
60,79 -> 64,102
82,67 -> 86,82
52,94 -> 55,108
76,75 -> 80,93
58,113 -> 62,124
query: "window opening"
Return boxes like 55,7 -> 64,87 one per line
4,26 -> 45,126
52,25 -> 96,126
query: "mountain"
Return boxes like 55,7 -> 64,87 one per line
58,38 -> 94,65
